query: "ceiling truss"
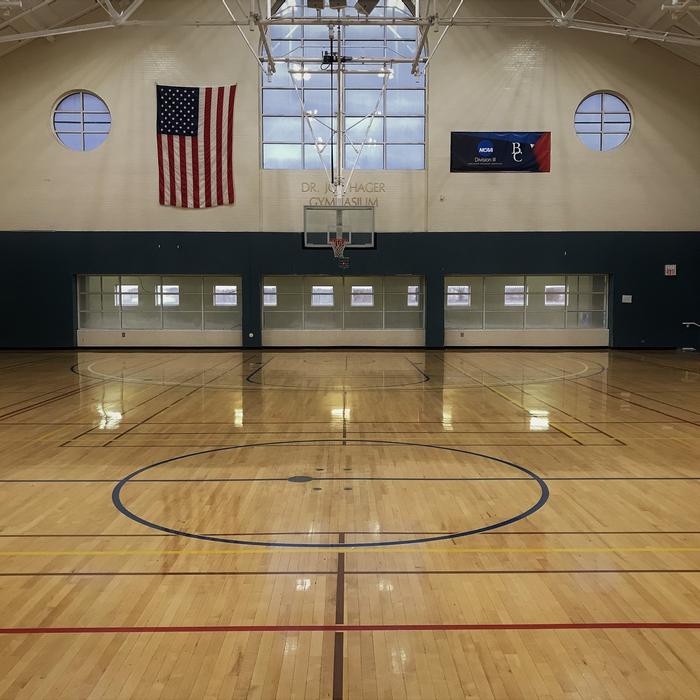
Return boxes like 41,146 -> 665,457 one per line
0,0 -> 698,68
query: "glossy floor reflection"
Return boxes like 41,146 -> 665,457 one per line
0,349 -> 699,699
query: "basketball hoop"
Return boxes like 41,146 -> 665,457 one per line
330,238 -> 347,259
330,238 -> 350,268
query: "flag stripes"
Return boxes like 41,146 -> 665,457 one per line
157,85 -> 236,209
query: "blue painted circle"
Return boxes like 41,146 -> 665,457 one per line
112,439 -> 549,548
477,139 -> 494,155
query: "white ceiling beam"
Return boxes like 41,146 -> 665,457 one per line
119,0 -> 146,22
20,8 -> 55,42
98,0 -> 121,21
0,19 -> 115,43
0,0 -> 55,33
564,0 -> 587,20
538,0 -> 563,20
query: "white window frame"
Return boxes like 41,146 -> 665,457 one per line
114,284 -> 139,307
263,285 -> 278,307
213,284 -> 238,307
155,284 -> 180,307
261,1 -> 426,171
53,90 -> 111,152
351,285 -> 374,307
504,285 -> 526,307
544,284 -> 566,307
407,285 -> 420,307
446,285 -> 471,307
311,285 -> 334,307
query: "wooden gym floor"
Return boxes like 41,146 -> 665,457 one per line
0,349 -> 699,699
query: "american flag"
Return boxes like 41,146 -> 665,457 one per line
156,84 -> 236,208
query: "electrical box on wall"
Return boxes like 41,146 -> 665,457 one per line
664,264 -> 677,276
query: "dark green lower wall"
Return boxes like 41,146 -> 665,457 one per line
1,231 -> 698,348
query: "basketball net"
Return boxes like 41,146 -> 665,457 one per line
330,238 -> 347,259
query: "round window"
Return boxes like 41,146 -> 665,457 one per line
53,91 -> 111,151
574,92 -> 631,152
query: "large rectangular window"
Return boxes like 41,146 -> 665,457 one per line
261,2 -> 425,170
445,275 -> 608,330
78,276 -> 242,331
263,276 -> 423,330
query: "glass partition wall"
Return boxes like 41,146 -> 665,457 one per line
262,276 -> 424,343
78,275 -> 243,331
445,274 -> 608,343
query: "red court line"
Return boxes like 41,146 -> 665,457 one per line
2,623 -> 699,635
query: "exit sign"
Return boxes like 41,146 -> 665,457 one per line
665,264 -> 677,276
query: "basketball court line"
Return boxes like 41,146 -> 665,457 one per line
0,355 -> 196,423
2,530 -> 700,537
2,546 -> 700,556
574,377 -> 700,420
2,475 -> 699,482
99,354 -> 252,447
429,353 -> 621,446
1,622 -> 699,635
70,352 -> 608,391
617,352 -> 700,376
2,569 -> 700,578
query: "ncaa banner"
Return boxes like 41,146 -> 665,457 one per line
450,132 -> 551,173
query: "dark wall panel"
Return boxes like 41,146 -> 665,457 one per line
0,231 -> 697,348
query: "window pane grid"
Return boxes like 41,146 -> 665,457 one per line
575,92 -> 631,152
262,2 -> 425,170
445,275 -> 608,330
79,276 -> 242,330
262,276 -> 424,329
53,91 -> 111,152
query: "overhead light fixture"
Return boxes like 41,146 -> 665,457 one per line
355,0 -> 379,15
329,0 -> 347,9
307,0 -> 324,9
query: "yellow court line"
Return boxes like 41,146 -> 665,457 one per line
1,547 -> 700,557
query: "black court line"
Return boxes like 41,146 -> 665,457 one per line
617,352 -> 700,376
71,442 -> 621,449
2,569 -> 699,578
138,420 -> 695,425
2,530 -> 700,538
432,353 -> 592,445
0,355 -> 59,372
85,426 -> 568,437
72,351 -> 609,391
0,380 -> 107,422
433,353 -> 627,446
3,475 -> 700,483
111,439 -> 550,548
8,355 -> 196,430
431,352 -> 607,389
101,355 -> 250,448
575,377 -> 700,421
573,377 -> 700,425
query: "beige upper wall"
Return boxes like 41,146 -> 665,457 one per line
0,0 -> 698,232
